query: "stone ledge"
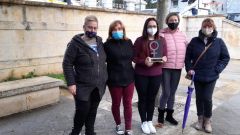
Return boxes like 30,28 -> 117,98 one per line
0,76 -> 64,99
0,0 -> 156,16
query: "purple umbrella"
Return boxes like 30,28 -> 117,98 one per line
182,74 -> 195,133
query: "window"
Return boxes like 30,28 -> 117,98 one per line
172,0 -> 178,8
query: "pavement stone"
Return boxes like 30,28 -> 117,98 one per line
0,60 -> 240,135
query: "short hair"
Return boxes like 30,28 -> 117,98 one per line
201,18 -> 216,30
165,12 -> 180,24
84,15 -> 98,25
108,20 -> 128,40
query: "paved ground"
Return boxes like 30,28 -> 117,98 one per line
0,60 -> 240,135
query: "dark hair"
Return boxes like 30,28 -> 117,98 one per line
165,12 -> 180,24
201,18 -> 216,30
107,20 -> 128,40
142,17 -> 159,39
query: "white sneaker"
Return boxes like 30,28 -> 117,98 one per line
147,121 -> 156,133
141,121 -> 150,134
115,125 -> 124,135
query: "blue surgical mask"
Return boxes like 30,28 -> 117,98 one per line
112,31 -> 123,40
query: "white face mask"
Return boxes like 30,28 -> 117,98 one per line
202,28 -> 213,36
147,28 -> 157,36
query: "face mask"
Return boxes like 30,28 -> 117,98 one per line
85,31 -> 97,38
167,22 -> 179,30
112,31 -> 124,40
147,28 -> 157,36
201,28 -> 213,36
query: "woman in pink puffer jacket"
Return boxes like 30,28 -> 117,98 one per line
157,12 -> 188,126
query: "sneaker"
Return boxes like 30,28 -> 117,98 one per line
147,121 -> 156,134
125,130 -> 133,135
116,125 -> 124,135
141,121 -> 150,134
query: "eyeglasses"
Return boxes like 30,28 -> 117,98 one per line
147,25 -> 157,28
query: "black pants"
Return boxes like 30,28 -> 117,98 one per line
194,80 -> 216,118
71,88 -> 100,135
135,74 -> 161,122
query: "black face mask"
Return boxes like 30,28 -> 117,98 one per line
167,22 -> 179,30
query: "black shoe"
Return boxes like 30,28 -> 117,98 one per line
158,108 -> 165,124
125,130 -> 133,135
116,125 -> 124,135
165,109 -> 178,125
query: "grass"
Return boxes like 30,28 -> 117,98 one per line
47,73 -> 66,84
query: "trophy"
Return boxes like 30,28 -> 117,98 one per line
149,40 -> 163,63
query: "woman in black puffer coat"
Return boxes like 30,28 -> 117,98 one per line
185,18 -> 230,133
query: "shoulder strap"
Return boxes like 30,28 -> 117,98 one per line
192,42 -> 213,69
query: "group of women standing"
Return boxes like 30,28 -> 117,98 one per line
63,13 -> 230,135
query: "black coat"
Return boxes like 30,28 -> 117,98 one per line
104,39 -> 134,86
62,34 -> 108,101
185,30 -> 230,82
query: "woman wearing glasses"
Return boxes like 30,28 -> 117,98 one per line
133,17 -> 167,134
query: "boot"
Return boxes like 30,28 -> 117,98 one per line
204,117 -> 212,133
195,116 -> 203,130
165,109 -> 178,125
158,108 -> 165,124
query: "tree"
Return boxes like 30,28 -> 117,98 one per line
155,0 -> 169,106
157,0 -> 169,29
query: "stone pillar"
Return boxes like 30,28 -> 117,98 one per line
125,0 -> 136,11
84,0 -> 97,7
102,0 -> 113,9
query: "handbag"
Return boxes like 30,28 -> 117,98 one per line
185,42 -> 213,80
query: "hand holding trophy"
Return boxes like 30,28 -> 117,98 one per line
149,40 -> 164,63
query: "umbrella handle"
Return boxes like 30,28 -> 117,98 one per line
190,73 -> 195,86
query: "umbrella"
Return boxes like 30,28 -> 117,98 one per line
182,73 -> 195,133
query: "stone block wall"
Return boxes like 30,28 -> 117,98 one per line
0,0 -> 154,81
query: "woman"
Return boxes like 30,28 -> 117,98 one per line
133,17 -> 167,134
62,15 -> 107,135
185,18 -> 230,133
104,20 -> 134,135
158,12 -> 188,126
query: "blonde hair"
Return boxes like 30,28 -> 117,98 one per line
107,20 -> 128,40
84,15 -> 98,25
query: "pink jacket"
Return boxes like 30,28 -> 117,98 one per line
160,28 -> 188,69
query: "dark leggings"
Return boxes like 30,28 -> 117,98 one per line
71,88 -> 100,135
159,69 -> 181,110
194,80 -> 216,118
135,74 -> 161,122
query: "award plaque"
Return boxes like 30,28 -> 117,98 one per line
149,40 -> 163,63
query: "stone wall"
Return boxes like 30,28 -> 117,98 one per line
0,0 -> 154,81
181,15 -> 240,59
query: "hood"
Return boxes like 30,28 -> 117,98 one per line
198,29 -> 218,44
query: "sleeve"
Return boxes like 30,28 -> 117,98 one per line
62,41 -> 78,86
103,41 -> 109,62
184,39 -> 194,72
215,39 -> 230,73
132,38 -> 146,65
162,38 -> 168,57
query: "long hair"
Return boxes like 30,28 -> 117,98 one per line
140,18 -> 160,57
107,20 -> 128,40
142,17 -> 159,39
